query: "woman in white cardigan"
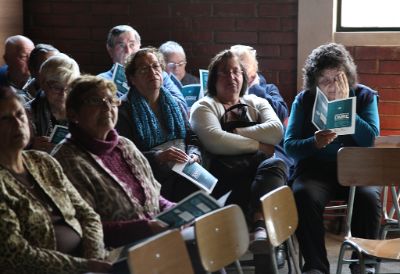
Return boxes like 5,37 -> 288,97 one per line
190,49 -> 288,255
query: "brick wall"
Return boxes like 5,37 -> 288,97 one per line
23,1 -> 400,134
349,46 -> 400,135
23,0 -> 298,105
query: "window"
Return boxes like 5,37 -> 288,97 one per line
337,0 -> 400,31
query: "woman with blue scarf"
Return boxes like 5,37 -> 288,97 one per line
116,47 -> 202,202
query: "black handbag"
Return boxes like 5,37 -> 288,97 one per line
211,103 -> 268,174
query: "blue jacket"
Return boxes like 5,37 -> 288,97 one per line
284,84 -> 379,177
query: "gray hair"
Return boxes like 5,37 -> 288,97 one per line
106,25 -> 141,48
39,53 -> 80,86
302,43 -> 358,90
159,41 -> 186,58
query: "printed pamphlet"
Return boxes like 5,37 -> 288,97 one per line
181,84 -> 202,108
312,87 -> 356,135
155,191 -> 220,228
49,125 -> 69,144
199,69 -> 208,96
112,63 -> 129,96
172,161 -> 217,193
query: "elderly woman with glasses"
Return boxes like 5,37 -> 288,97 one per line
52,75 -> 175,248
25,53 -> 80,152
116,47 -> 201,202
189,49 -> 287,256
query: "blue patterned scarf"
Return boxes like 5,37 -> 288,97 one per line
128,86 -> 187,150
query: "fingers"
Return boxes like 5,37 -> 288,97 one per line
314,130 -> 337,149
335,72 -> 349,99
160,147 -> 189,163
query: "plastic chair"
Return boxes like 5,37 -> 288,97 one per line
260,185 -> 301,274
336,147 -> 400,274
194,204 -> 249,274
374,135 -> 400,239
127,229 -> 194,274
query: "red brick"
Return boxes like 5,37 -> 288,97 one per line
281,17 -> 297,31
215,31 -> 257,44
259,3 -> 297,17
52,27 -> 91,40
355,46 -> 400,60
380,129 -> 400,136
356,60 -> 378,74
171,17 -> 193,30
359,74 -> 400,89
172,3 -> 211,17
280,45 -> 296,58
26,1 -> 51,14
33,14 -> 72,27
193,18 -> 235,31
380,61 -> 400,74
91,3 -> 130,15
172,31 -> 213,43
73,15 -> 111,28
377,88 -> 400,101
236,18 -> 280,31
261,59 -> 295,71
213,3 -> 256,17
380,115 -> 400,129
51,2 -> 89,13
278,70 -> 297,86
256,45 -> 280,57
259,32 -> 296,45
379,102 -> 400,115
191,44 -> 227,57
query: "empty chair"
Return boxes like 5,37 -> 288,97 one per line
260,185 -> 301,274
194,204 -> 249,274
128,229 -> 194,274
336,147 -> 400,274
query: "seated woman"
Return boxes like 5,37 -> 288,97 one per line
189,49 -> 287,253
284,43 -> 381,274
25,53 -> 80,152
116,47 -> 201,201
0,86 -> 111,274
52,75 -> 172,248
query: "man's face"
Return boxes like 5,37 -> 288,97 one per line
4,41 -> 34,82
107,31 -> 140,65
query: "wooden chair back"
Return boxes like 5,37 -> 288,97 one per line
128,229 -> 194,274
374,135 -> 400,148
194,204 -> 249,272
337,147 -> 400,187
260,186 -> 298,247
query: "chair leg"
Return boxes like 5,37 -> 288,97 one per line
234,260 -> 243,274
287,237 -> 301,274
336,243 -> 347,274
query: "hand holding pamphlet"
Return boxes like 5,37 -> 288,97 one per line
112,63 -> 129,96
312,87 -> 356,135
172,160 -> 218,193
155,191 -> 220,228
49,125 -> 69,144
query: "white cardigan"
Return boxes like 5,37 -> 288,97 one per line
189,94 -> 283,155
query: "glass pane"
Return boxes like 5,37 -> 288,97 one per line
341,0 -> 400,28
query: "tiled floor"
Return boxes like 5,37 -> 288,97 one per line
227,231 -> 400,274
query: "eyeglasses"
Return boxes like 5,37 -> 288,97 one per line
48,83 -> 68,93
82,96 -> 121,107
115,42 -> 137,50
136,63 -> 162,75
167,61 -> 187,69
217,69 -> 243,78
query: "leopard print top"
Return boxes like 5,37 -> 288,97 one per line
0,150 -> 106,274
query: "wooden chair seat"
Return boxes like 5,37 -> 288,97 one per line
344,237 -> 400,260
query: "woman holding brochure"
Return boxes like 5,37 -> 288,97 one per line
284,43 -> 381,274
116,47 -> 202,202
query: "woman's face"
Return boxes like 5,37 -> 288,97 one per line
317,68 -> 343,101
215,56 -> 244,104
165,52 -> 186,81
71,87 -> 119,140
128,52 -> 163,98
44,80 -> 69,109
0,97 -> 30,152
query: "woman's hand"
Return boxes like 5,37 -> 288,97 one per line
31,136 -> 55,153
156,147 -> 189,164
148,219 -> 168,234
188,153 -> 200,164
258,143 -> 275,157
314,130 -> 337,149
87,259 -> 112,273
335,72 -> 349,100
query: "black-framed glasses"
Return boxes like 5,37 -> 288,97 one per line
217,69 -> 243,78
136,63 -> 162,75
82,96 -> 121,107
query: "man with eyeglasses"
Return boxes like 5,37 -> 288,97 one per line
98,25 -> 187,112
159,41 -> 199,86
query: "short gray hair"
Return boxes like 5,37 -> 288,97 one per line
106,25 -> 141,48
159,41 -> 186,58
